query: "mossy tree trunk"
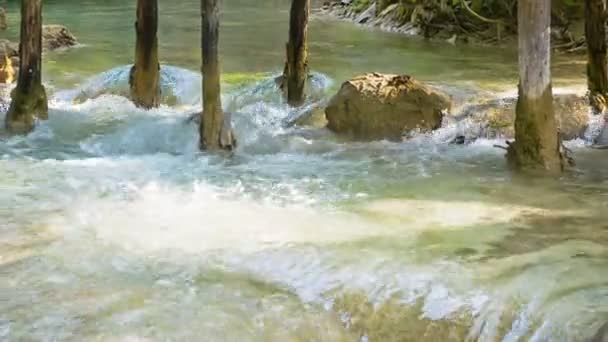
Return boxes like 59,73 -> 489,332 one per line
129,0 -> 161,109
585,0 -> 608,113
200,0 -> 235,151
5,0 -> 47,134
284,0 -> 309,107
0,7 -> 8,30
507,0 -> 563,173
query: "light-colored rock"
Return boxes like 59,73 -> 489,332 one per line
462,94 -> 590,141
325,73 -> 451,141
43,25 -> 78,51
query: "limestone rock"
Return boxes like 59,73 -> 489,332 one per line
325,73 -> 451,141
462,94 -> 590,141
43,25 -> 78,51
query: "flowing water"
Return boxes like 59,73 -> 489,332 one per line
1,0 -> 607,341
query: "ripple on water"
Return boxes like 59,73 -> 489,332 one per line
0,66 -> 607,341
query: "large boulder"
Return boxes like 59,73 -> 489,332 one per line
43,25 -> 78,50
325,73 -> 451,141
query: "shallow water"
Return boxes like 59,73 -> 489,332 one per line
0,1 -> 607,341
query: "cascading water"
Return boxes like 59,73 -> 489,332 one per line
1,0 -> 607,339
1,63 -> 607,342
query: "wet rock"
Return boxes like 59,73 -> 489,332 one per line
325,73 -> 451,141
450,135 -> 466,145
355,2 -> 376,24
295,105 -> 327,127
186,111 -> 202,125
284,102 -> 328,128
592,322 -> 608,342
461,94 -> 590,141
43,25 -> 78,51
0,39 -> 18,59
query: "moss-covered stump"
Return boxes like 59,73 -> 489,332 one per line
508,0 -> 564,174
5,83 -> 48,134
507,88 -> 564,173
129,0 -> 161,109
5,0 -> 48,134
200,0 -> 236,151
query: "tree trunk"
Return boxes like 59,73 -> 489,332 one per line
0,7 -> 8,30
284,0 -> 309,107
585,0 -> 608,113
507,0 -> 563,173
129,0 -> 161,109
5,0 -> 47,134
200,0 -> 235,151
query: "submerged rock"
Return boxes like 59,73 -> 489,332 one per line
325,73 -> 451,141
43,25 -> 78,50
459,94 -> 590,141
592,322 -> 608,342
283,101 -> 328,128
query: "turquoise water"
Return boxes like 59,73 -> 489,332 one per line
0,1 -> 606,341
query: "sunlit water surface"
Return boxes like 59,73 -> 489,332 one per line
0,1 -> 607,341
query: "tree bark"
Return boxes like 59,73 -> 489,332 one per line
0,7 -> 8,30
5,0 -> 47,134
507,0 -> 563,173
129,0 -> 161,109
585,0 -> 608,113
200,0 -> 235,151
284,0 -> 309,107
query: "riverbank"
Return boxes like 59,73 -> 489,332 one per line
320,0 -> 586,49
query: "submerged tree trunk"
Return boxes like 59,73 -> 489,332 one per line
5,0 -> 47,134
200,0 -> 235,151
129,0 -> 161,109
507,0 -> 563,173
585,0 -> 608,113
284,0 -> 309,107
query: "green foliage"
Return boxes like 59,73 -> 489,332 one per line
352,0 -> 371,13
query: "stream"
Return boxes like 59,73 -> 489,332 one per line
0,0 -> 607,341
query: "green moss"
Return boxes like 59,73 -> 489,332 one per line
5,83 -> 48,134
352,0 -> 371,13
222,72 -> 268,88
332,291 -> 474,341
487,108 -> 512,130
